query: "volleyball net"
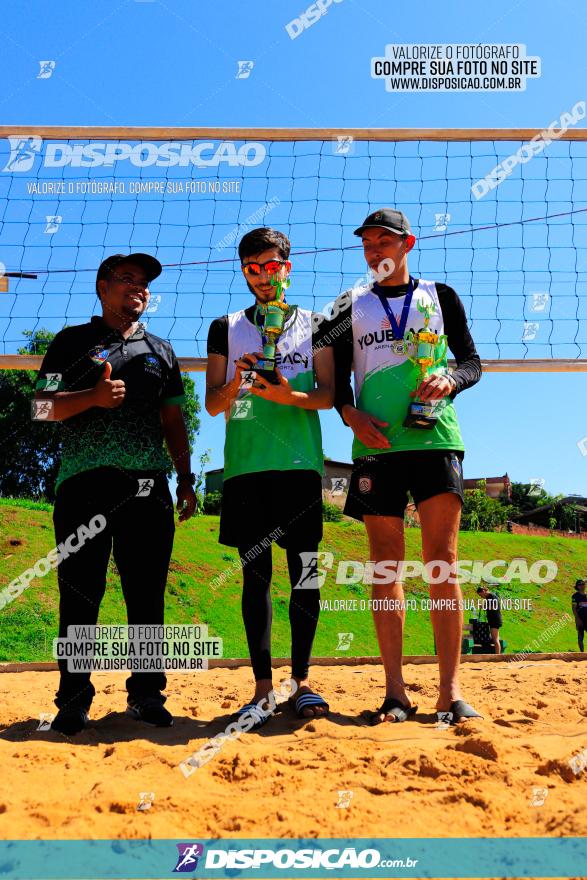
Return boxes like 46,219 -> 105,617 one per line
1,126 -> 587,371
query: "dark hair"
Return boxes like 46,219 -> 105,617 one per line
238,227 -> 290,262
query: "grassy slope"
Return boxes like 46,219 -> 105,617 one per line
0,499 -> 583,662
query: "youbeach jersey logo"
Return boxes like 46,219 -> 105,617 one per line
275,350 -> 309,368
2,138 -> 266,171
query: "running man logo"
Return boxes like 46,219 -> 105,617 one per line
137,791 -> 155,811
146,294 -> 162,314
173,843 -> 204,873
239,370 -> 256,391
44,215 -> 62,234
232,398 -> 253,420
293,551 -> 334,589
529,787 -> 548,807
37,60 -> 56,79
37,712 -> 55,731
136,478 -> 155,497
236,61 -> 254,79
336,632 -> 354,651
31,400 -> 54,421
44,373 -> 62,391
530,292 -> 549,312
336,790 -> 354,808
522,321 -> 539,341
528,477 -> 545,497
330,477 -> 347,496
569,749 -> 587,775
435,711 -> 452,730
2,136 -> 43,172
333,135 -> 354,155
433,212 -> 451,232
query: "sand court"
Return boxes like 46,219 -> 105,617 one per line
0,657 -> 586,847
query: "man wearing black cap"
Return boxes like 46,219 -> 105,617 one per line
572,579 -> 587,651
328,208 -> 482,725
34,253 -> 196,734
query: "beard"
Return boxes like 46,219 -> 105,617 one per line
121,300 -> 146,320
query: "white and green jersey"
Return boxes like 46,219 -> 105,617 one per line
349,278 -> 465,458
208,305 -> 324,481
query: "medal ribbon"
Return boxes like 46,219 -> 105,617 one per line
374,277 -> 415,340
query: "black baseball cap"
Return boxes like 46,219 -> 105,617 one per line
354,208 -> 412,238
575,579 -> 586,587
96,253 -> 162,286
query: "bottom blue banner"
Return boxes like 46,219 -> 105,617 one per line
0,837 -> 584,879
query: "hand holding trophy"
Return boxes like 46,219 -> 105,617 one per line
402,300 -> 449,429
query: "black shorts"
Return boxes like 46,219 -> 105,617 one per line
344,450 -> 464,521
219,469 -> 323,549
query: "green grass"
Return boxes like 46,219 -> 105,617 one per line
0,502 -> 584,662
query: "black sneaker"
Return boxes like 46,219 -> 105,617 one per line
127,697 -> 173,727
51,707 -> 89,735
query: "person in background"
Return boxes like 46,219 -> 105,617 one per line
476,584 -> 502,654
571,579 -> 587,652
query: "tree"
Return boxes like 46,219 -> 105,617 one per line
0,328 -> 201,502
202,490 -> 222,515
507,481 -> 555,515
0,329 -> 62,500
507,482 -> 581,531
461,480 -> 510,532
194,448 -> 211,511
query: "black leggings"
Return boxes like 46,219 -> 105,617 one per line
238,544 -> 321,681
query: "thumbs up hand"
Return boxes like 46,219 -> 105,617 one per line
92,360 -> 126,408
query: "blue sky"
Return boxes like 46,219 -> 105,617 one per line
2,0 -> 587,495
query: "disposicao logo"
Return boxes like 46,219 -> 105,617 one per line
3,137 -> 266,171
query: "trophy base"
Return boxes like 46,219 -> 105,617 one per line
403,402 -> 438,430
253,359 -> 280,386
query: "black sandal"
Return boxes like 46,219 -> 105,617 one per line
448,700 -> 483,724
369,697 -> 418,725
289,690 -> 329,718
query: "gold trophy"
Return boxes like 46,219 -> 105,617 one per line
402,300 -> 448,429
253,272 -> 290,385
